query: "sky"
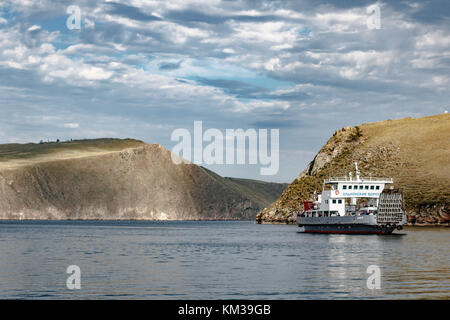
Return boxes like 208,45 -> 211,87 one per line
0,0 -> 449,182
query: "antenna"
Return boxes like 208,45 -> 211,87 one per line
355,161 -> 360,181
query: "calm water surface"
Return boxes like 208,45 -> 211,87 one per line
0,221 -> 448,299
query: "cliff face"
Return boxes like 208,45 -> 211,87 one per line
0,139 -> 287,220
257,114 -> 450,225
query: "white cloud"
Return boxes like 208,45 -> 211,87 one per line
78,66 -> 113,81
228,20 -> 303,44
234,100 -> 290,113
313,10 -> 367,32
416,31 -> 450,49
63,123 -> 80,129
222,48 -> 235,54
27,25 -> 41,31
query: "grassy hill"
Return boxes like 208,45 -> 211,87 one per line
0,138 -> 145,170
256,114 -> 450,225
0,138 -> 287,220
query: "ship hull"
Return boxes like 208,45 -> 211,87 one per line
297,215 -> 401,235
300,224 -> 396,235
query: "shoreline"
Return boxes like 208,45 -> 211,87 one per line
255,220 -> 450,227
0,218 -> 448,227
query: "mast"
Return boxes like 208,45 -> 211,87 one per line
350,162 -> 360,206
355,161 -> 360,181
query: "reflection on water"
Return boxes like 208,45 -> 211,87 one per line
0,221 -> 448,299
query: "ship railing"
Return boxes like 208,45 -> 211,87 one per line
324,177 -> 393,183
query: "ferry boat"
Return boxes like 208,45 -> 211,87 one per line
296,163 -> 407,234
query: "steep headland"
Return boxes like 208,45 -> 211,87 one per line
0,139 -> 287,220
257,114 -> 450,225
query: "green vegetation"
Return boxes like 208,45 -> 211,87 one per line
347,126 -> 362,142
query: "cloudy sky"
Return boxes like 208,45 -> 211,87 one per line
0,0 -> 449,182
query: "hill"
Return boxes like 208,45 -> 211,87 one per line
0,139 -> 287,220
256,114 -> 450,225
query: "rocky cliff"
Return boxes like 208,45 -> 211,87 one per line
256,114 -> 450,225
0,139 -> 287,220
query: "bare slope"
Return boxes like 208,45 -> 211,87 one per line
256,114 -> 450,225
0,139 -> 287,220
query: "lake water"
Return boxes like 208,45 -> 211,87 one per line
0,221 -> 448,299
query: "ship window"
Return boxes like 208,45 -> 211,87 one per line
338,200 -> 342,204
343,185 -> 347,190
376,186 -> 380,190
370,185 -> 374,190
359,185 -> 363,190
365,185 -> 369,190
354,185 -> 357,189
332,199 -> 336,204
348,185 -> 352,189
